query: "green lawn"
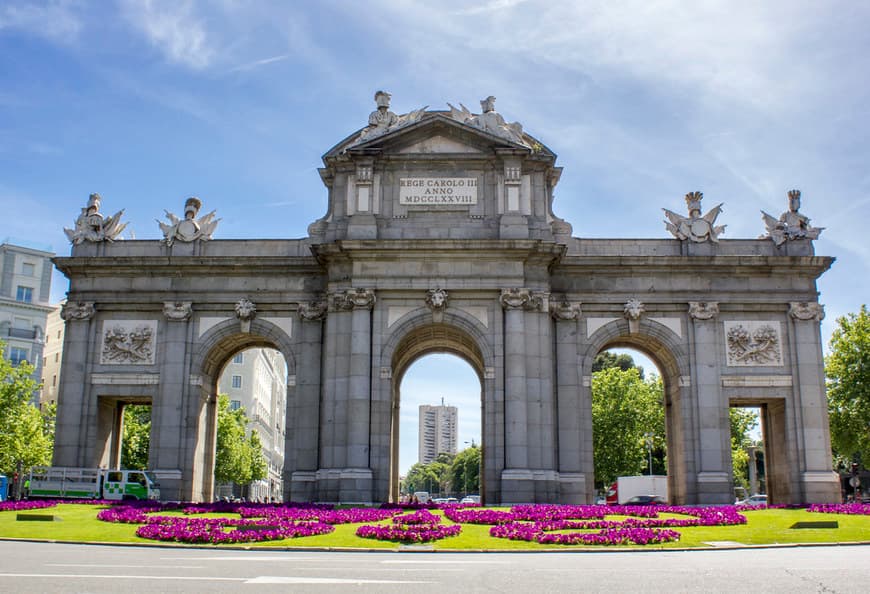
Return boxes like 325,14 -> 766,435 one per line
1,504 -> 868,550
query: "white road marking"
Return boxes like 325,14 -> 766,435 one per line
0,573 -> 243,582
160,555 -> 318,561
48,564 -> 205,569
246,576 -> 433,584
381,559 -> 508,565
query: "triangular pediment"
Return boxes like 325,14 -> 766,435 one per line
396,134 -> 484,154
323,112 -> 554,161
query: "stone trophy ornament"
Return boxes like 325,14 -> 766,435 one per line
761,190 -> 824,246
447,96 -> 528,146
663,192 -> 726,243
157,197 -> 220,247
64,193 -> 127,244
355,91 -> 428,143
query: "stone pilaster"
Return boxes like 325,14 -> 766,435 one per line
149,301 -> 193,500
289,300 -> 326,502
550,298 -> 591,503
688,301 -> 731,503
53,302 -> 96,467
788,302 -> 840,502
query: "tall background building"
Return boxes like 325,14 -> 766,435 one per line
418,400 -> 458,464
0,241 -> 55,404
217,348 -> 287,501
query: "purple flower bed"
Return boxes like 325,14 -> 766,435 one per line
393,509 -> 441,525
808,503 -> 870,516
0,499 -> 59,512
135,517 -> 334,544
490,522 -> 681,545
356,523 -> 461,543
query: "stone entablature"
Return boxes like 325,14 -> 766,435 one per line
51,94 -> 839,508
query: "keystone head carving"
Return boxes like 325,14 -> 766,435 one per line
425,288 -> 449,312
234,298 -> 257,321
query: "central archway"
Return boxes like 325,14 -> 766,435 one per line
387,322 -> 488,503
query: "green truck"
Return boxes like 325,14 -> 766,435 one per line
27,467 -> 161,501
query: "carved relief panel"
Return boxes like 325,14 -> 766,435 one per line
100,320 -> 158,365
724,321 -> 783,367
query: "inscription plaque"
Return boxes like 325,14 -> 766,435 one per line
399,177 -> 477,205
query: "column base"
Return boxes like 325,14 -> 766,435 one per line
314,468 -> 373,504
151,469 -> 183,501
289,471 -> 316,503
558,472 -> 590,504
500,469 -> 559,504
695,472 -> 733,504
802,471 -> 842,504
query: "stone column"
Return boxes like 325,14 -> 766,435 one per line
788,302 -> 840,503
148,301 -> 192,501
289,300 -> 326,502
499,288 -> 533,502
53,301 -> 96,467
551,299 -> 589,503
688,301 -> 731,504
317,288 -> 375,503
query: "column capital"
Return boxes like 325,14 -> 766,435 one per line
500,288 -> 547,311
60,301 -> 95,321
550,297 -> 581,321
330,288 -> 376,311
789,301 -> 825,322
298,300 -> 328,321
163,301 -> 192,322
688,301 -> 719,320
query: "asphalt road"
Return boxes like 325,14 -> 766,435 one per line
0,541 -> 868,593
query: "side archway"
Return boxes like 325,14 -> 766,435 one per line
183,318 -> 296,502
582,318 -> 694,504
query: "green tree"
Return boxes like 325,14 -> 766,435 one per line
121,404 -> 151,470
826,305 -> 870,468
593,350 -> 644,379
450,445 -> 481,495
729,408 -> 759,491
0,345 -> 52,475
214,395 -> 266,485
592,367 -> 665,487
247,430 -> 267,482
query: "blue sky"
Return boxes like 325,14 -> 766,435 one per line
1,1 -> 864,471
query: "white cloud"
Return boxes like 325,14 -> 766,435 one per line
120,0 -> 215,69
0,0 -> 82,42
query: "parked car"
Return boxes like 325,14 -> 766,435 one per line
460,495 -> 481,504
739,494 -> 767,506
623,495 -> 666,506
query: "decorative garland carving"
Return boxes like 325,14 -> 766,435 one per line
725,322 -> 783,366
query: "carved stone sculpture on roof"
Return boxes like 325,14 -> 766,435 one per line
761,190 -> 824,246
446,96 -> 528,146
64,193 -> 127,244
663,191 -> 726,243
355,90 -> 428,144
157,197 -> 220,247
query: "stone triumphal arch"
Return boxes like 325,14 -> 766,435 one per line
52,93 -> 840,504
